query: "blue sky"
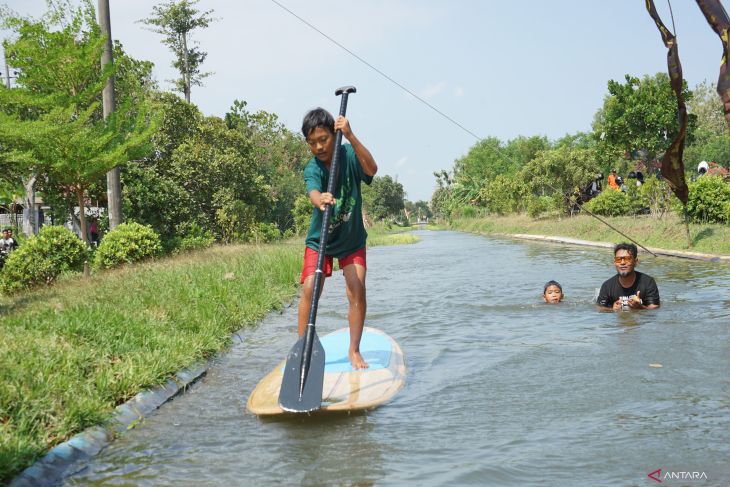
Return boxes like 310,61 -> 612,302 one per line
1,0 -> 724,201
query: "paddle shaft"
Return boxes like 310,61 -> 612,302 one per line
299,86 -> 355,399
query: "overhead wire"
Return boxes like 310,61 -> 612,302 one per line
269,0 -> 658,257
268,0 -> 482,141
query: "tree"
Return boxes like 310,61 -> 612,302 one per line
452,135 -> 549,205
0,0 -> 155,243
225,100 -> 309,232
520,145 -> 600,214
405,200 -> 432,222
140,0 -> 215,103
2,104 -> 152,243
362,175 -> 405,221
592,73 -> 697,162
123,96 -> 307,246
685,80 -> 730,170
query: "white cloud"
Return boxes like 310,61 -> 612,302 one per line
454,86 -> 464,97
416,82 -> 447,100
395,156 -> 408,168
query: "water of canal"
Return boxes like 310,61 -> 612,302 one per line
65,230 -> 730,486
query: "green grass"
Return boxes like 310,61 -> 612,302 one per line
448,213 -> 730,255
366,224 -> 420,247
0,242 -> 301,484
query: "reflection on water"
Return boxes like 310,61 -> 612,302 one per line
64,231 -> 730,486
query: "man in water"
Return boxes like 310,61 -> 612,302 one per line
597,242 -> 660,311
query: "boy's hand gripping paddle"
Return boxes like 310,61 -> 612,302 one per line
279,86 -> 357,413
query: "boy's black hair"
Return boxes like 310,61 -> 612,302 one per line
543,280 -> 562,294
614,242 -> 638,259
301,108 -> 334,137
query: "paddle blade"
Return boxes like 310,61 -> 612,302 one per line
278,333 -> 325,412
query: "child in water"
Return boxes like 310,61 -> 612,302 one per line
543,280 -> 564,304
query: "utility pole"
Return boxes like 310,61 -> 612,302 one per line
99,0 -> 123,229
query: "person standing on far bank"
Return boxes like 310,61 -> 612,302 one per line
298,107 -> 378,369
597,242 -> 660,311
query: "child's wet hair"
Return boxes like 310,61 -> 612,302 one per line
543,280 -> 562,294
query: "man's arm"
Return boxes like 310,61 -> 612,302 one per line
335,116 -> 377,177
637,277 -> 661,309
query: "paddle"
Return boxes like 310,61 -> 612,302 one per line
279,86 -> 357,413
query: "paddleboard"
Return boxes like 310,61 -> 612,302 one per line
246,327 -> 406,415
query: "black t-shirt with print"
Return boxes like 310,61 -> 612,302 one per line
597,271 -> 660,308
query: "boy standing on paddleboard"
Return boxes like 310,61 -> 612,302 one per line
298,108 -> 378,369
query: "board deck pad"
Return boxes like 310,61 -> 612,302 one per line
283,330 -> 391,373
247,327 -> 406,416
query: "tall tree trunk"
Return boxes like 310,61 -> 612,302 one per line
77,188 -> 89,244
99,0 -> 123,230
182,32 -> 191,103
21,175 -> 37,236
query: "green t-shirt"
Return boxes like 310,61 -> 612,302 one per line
304,143 -> 373,258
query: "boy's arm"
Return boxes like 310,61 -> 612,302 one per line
336,116 -> 377,177
309,189 -> 335,212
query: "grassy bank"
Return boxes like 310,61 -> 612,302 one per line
367,224 -> 420,246
448,214 -> 730,255
0,242 -> 301,483
0,226 -> 418,483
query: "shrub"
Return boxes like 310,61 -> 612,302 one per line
250,222 -> 282,243
165,223 -> 215,254
215,200 -> 256,244
684,175 -> 730,223
0,225 -> 88,294
93,222 -> 162,269
456,205 -> 477,218
638,175 -> 672,217
477,175 -> 526,215
292,194 -> 312,235
527,195 -> 558,218
583,189 -> 634,216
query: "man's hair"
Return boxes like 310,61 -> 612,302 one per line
543,280 -> 562,294
614,242 -> 638,258
301,108 -> 334,137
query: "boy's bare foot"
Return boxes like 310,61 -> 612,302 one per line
349,350 -> 369,369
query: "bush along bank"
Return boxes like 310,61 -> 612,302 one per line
0,242 -> 301,484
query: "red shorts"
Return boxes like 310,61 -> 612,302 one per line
300,247 -> 366,283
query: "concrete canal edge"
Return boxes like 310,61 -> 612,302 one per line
10,328 -> 253,487
504,233 -> 730,262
